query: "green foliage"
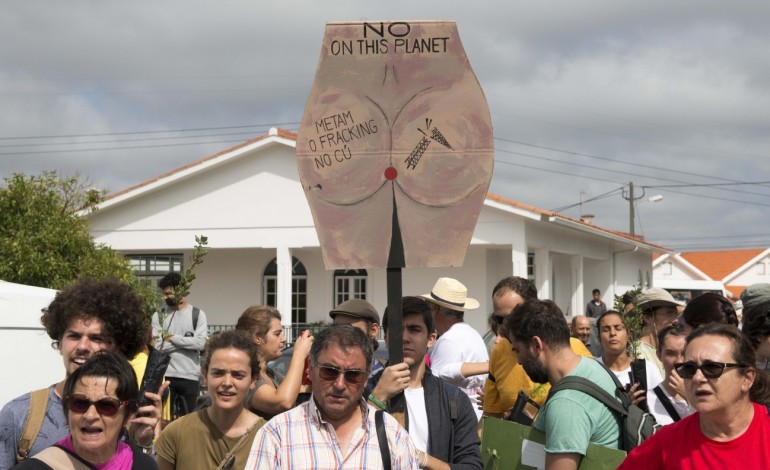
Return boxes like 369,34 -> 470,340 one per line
157,235 -> 209,343
614,286 -> 645,359
0,171 -> 156,319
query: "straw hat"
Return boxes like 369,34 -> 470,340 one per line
421,277 -> 480,311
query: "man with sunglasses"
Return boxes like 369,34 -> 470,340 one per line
0,278 -> 163,467
482,277 -> 591,419
246,325 -> 419,469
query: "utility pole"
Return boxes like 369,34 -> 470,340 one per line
628,181 -> 635,237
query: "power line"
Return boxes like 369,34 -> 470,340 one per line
495,137 -> 770,195
494,145 -> 770,205
0,122 -> 299,141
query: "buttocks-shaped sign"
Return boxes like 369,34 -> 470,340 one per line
297,21 -> 493,269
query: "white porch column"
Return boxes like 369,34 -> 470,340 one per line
534,248 -> 551,299
570,255 -> 584,319
276,246 -> 293,341
511,240 -> 528,279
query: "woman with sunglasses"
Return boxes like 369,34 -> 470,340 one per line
12,351 -> 157,469
155,331 -> 265,470
619,324 -> 770,469
234,306 -> 313,420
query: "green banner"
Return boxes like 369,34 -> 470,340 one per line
480,417 -> 626,470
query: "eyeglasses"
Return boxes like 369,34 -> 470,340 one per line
66,395 -> 128,417
673,360 -> 746,379
317,365 -> 369,385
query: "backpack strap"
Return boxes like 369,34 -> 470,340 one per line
653,385 -> 681,422
375,410 -> 392,470
32,444 -> 95,470
192,306 -> 200,331
547,376 -> 628,417
16,388 -> 50,462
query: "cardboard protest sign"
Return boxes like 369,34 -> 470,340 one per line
481,418 -> 626,470
297,21 -> 493,269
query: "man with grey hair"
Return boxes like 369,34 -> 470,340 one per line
245,325 -> 418,469
571,315 -> 601,357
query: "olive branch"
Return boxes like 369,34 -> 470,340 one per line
157,235 -> 209,348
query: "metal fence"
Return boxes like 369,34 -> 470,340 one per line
207,323 -> 330,345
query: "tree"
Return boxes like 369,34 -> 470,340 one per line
0,171 -> 156,316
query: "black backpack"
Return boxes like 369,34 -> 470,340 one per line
547,361 -> 660,452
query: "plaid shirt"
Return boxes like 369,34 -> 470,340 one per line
245,396 -> 418,469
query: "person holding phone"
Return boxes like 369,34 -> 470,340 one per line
234,306 -> 313,421
596,311 -> 662,409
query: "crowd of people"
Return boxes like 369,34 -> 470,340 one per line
2,272 -> 770,469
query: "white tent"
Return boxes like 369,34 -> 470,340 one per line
0,281 -> 61,407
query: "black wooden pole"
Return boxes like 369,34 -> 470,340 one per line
386,191 -> 405,414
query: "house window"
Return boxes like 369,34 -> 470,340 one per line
263,257 -> 307,324
758,263 -> 766,276
127,254 -> 183,289
334,269 -> 368,305
662,261 -> 673,275
527,253 -> 535,281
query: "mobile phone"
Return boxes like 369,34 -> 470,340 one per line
137,348 -> 171,415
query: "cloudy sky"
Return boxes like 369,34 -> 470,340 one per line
2,1 -> 768,251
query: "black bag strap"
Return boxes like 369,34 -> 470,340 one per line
375,410 -> 391,470
548,376 -> 628,417
653,385 -> 681,422
192,306 -> 200,331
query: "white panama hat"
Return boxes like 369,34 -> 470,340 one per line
421,277 -> 480,311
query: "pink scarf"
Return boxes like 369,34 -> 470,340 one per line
57,435 -> 133,470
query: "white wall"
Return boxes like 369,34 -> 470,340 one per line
729,253 -> 770,287
0,282 -> 61,407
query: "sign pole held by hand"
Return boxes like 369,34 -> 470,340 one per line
386,191 -> 405,415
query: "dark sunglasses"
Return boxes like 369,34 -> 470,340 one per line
318,365 -> 368,385
674,360 -> 745,379
66,395 -> 128,417
492,314 -> 505,325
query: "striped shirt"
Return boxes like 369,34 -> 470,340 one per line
245,396 -> 418,469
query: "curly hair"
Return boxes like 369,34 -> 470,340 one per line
41,277 -> 146,360
201,330 -> 260,379
158,272 -> 181,290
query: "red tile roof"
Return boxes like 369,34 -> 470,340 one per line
725,285 -> 746,299
486,193 -> 670,251
679,249 -> 765,281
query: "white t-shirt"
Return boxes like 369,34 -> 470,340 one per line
598,356 -> 663,392
429,322 -> 488,421
404,387 -> 430,453
647,384 -> 692,426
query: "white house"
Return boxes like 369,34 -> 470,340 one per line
653,248 -> 770,301
87,128 -> 668,335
